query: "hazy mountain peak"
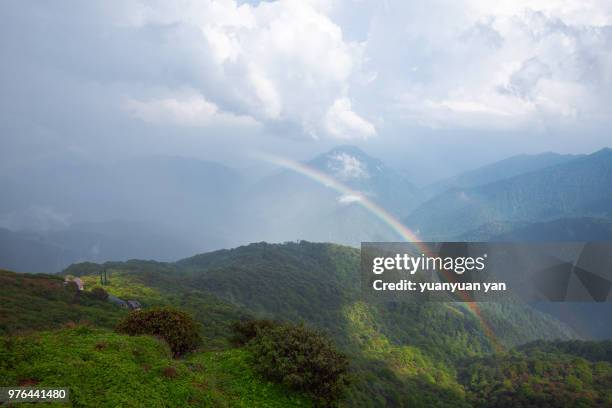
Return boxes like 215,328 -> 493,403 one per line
310,145 -> 385,180
590,147 -> 612,157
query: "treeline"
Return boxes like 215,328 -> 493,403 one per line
517,339 -> 612,363
460,342 -> 612,408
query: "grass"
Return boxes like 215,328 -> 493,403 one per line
78,271 -> 166,304
76,270 -> 251,349
189,349 -> 313,407
0,270 -> 126,335
0,327 -> 313,407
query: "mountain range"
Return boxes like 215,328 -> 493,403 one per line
3,144 -> 612,406
2,145 -> 612,274
406,148 -> 612,240
422,152 -> 581,199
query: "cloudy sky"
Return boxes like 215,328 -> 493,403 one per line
2,0 -> 612,180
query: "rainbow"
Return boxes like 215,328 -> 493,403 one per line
254,151 -> 502,353
254,152 -> 423,243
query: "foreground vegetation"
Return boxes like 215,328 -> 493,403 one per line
2,242 -> 611,407
0,326 -> 313,407
0,269 -> 126,334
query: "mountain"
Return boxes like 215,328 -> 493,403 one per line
406,148 -> 612,239
483,217 -> 612,340
455,217 -> 612,242
425,152 -> 580,198
460,340 -> 612,407
0,228 -> 79,273
452,217 -> 612,340
62,241 -> 575,350
0,156 -> 246,271
308,145 -> 418,216
490,217 -> 612,241
0,221 -> 203,273
58,241 -> 575,406
0,155 -> 243,235
9,241 -> 609,407
243,146 -> 418,246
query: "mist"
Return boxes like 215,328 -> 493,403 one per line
2,0 -> 612,271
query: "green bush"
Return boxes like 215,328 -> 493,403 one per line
230,319 -> 279,345
116,308 -> 201,357
90,286 -> 109,300
248,323 -> 350,407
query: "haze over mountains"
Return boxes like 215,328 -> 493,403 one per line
406,148 -> 612,240
422,152 -> 581,199
4,144 -> 610,341
2,145 -> 612,274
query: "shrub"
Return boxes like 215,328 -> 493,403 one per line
115,308 -> 201,357
230,319 -> 279,345
248,323 -> 350,407
90,287 -> 109,301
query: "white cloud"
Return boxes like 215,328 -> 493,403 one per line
356,0 -> 612,130
337,193 -> 363,204
124,91 -> 258,128
146,0 -> 610,135
328,152 -> 370,180
325,97 -> 376,138
2,0 -> 611,161
124,0 -> 369,139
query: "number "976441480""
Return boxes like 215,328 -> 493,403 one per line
1,387 -> 69,402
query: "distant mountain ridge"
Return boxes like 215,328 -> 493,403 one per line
2,145 -> 611,272
425,152 -> 581,198
0,221 -> 203,273
0,155 -> 243,233
492,217 -> 612,241
406,148 -> 612,239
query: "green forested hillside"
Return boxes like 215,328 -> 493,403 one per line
56,241 -> 577,406
4,241 -> 606,406
64,242 -> 573,352
460,342 -> 612,408
470,218 -> 612,340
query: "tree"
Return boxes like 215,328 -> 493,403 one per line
116,307 -> 201,357
248,323 -> 350,407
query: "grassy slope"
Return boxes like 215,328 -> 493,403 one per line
0,270 -> 126,335
69,266 -> 252,349
0,327 -> 313,407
